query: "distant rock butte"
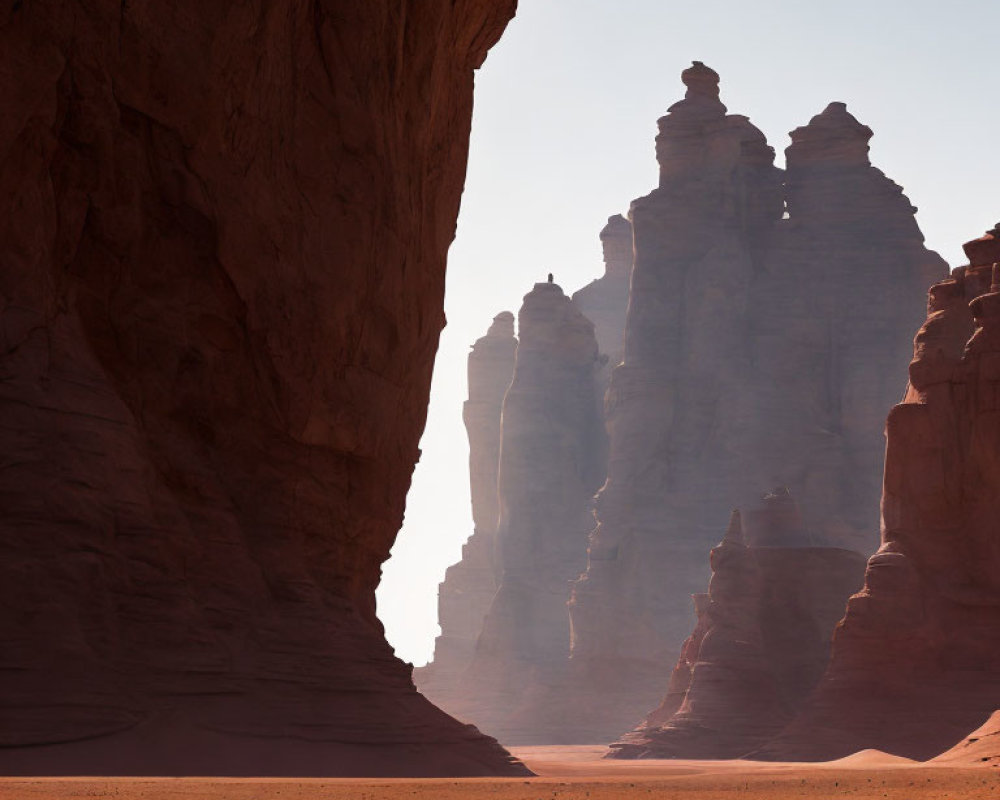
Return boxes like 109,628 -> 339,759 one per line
752,225 -> 1000,761
415,312 -> 516,705
609,496 -> 866,759
0,0 -> 526,777
566,62 -> 945,742
433,281 -> 606,744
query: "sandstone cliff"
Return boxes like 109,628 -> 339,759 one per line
0,0 -> 525,776
415,312 -> 516,705
753,226 -> 1000,761
609,497 -> 866,759
438,281 -> 605,743
566,63 -> 946,742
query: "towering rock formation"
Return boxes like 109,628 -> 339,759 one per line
419,216 -> 631,741
437,281 -> 605,743
566,63 -> 945,742
0,0 -> 525,777
754,101 -> 947,556
754,226 -> 1000,761
416,312 -> 516,705
610,494 -> 866,759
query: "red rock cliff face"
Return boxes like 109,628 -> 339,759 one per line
0,0 -> 525,777
754,227 -> 1000,761
415,312 -> 516,706
566,63 -> 945,742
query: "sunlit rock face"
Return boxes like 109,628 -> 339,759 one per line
609,496 -> 866,759
932,711 -> 1000,766
566,62 -> 946,742
436,281 -> 606,743
415,312 -> 516,706
753,227 -> 1000,761
0,0 -> 526,777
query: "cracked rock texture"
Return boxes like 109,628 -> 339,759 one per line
0,0 -> 527,777
566,62 -> 946,742
415,312 -> 516,706
609,497 -> 865,759
753,226 -> 1000,761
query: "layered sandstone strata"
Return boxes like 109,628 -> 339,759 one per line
415,313 -> 516,705
754,227 -> 1000,761
0,0 -> 525,777
566,63 -> 945,742
610,497 -> 866,759
439,281 -> 605,743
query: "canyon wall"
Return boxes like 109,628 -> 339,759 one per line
754,226 -> 1000,761
566,63 -> 946,742
610,496 -> 866,759
0,0 -> 525,776
415,312 -> 516,705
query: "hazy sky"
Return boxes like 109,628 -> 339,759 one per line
377,0 -> 1000,667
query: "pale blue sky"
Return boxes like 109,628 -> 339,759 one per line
378,0 -> 1000,667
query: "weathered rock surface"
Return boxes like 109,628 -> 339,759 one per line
0,0 -> 526,776
753,227 -> 1000,761
609,498 -> 866,759
436,281 -> 605,743
931,710 -> 1000,766
415,312 -> 516,705
566,63 -> 946,742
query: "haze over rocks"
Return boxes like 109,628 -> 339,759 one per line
423,61 -> 947,748
425,281 -> 607,743
416,313 -> 517,706
566,63 -> 945,742
609,495 -> 866,759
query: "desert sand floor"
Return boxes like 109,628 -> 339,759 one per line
2,745 -> 998,799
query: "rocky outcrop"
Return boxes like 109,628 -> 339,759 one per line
572,213 -> 633,383
415,312 -> 516,705
753,226 -> 1000,761
566,63 -> 946,742
0,0 -> 526,776
931,711 -> 1000,766
435,281 -> 605,743
609,496 -> 866,759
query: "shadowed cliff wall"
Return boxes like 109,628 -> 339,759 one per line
0,0 -> 525,777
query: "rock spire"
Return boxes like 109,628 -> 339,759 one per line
609,492 -> 865,759
415,312 -> 517,707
